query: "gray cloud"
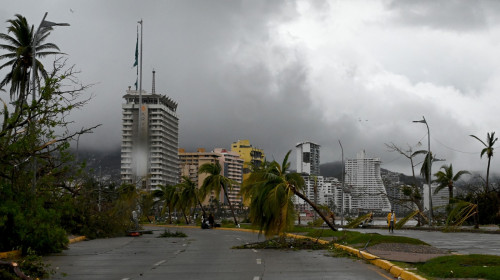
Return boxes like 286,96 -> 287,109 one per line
1,0 -> 500,176
387,0 -> 493,31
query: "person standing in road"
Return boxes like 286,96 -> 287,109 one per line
387,210 -> 396,233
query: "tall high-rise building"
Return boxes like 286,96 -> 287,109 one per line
231,140 -> 265,174
296,142 -> 320,176
121,86 -> 179,189
345,150 -> 391,212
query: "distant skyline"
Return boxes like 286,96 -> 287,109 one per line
2,1 -> 500,176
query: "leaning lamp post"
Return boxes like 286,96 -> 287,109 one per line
31,12 -> 69,192
413,116 -> 433,226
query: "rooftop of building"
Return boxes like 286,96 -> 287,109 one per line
296,141 -> 320,147
124,89 -> 178,111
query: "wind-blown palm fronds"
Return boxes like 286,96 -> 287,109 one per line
242,150 -> 336,238
0,14 -> 62,102
433,164 -> 470,204
199,161 -> 239,225
445,200 -> 477,227
470,132 -> 498,192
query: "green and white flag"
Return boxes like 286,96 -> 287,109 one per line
133,27 -> 138,67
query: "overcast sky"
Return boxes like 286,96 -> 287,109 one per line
2,0 -> 500,176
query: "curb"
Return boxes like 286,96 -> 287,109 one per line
69,236 -> 86,244
0,236 -> 86,259
154,225 -> 427,280
285,233 -> 426,280
0,250 -> 21,259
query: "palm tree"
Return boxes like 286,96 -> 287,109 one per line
178,176 -> 206,218
198,161 -> 239,225
419,151 -> 433,184
470,132 -> 498,192
242,150 -> 336,237
433,164 -> 470,204
153,184 -> 178,223
0,14 -> 61,102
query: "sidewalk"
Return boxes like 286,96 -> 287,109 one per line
349,227 -> 500,256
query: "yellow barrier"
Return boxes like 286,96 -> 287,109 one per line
0,250 -> 21,259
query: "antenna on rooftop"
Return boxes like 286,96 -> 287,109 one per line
152,69 -> 156,94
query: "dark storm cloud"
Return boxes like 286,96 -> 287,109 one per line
2,0 -> 500,175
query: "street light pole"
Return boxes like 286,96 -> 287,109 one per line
31,12 -> 69,192
413,116 -> 433,226
338,140 -> 345,226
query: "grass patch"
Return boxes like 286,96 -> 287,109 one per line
306,230 -> 428,247
157,229 -> 187,238
415,254 -> 500,279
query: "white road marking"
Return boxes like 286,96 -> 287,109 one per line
182,243 -> 187,246
256,258 -> 262,264
253,277 -> 260,280
252,249 -> 258,253
121,278 -> 130,280
154,260 -> 166,266
236,237 -> 241,240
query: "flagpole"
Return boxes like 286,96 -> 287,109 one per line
136,25 -> 139,90
137,19 -> 143,188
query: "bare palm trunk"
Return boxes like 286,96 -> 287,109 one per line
448,185 -> 454,205
293,189 -> 337,231
182,208 -> 190,224
486,158 -> 491,193
197,198 -> 207,217
221,183 -> 238,225
168,206 -> 172,224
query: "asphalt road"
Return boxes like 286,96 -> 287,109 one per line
45,226 -> 393,280
350,227 -> 500,255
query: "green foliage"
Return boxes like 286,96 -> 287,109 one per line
0,190 -> 68,254
458,190 -> 500,225
0,14 -> 61,99
198,161 -> 239,224
242,157 -> 298,237
433,164 -> 470,204
0,249 -> 54,279
416,254 -> 500,279
307,219 -> 325,227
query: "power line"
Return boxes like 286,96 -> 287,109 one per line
431,135 -> 499,154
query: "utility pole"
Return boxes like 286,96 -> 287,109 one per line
338,140 -> 345,226
413,116 -> 433,226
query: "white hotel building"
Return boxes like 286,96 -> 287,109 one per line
346,150 -> 391,213
121,86 -> 179,189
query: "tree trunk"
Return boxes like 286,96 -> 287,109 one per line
221,183 -> 238,225
293,189 -> 337,231
182,208 -> 190,224
448,185 -> 454,205
486,158 -> 491,193
197,198 -> 207,217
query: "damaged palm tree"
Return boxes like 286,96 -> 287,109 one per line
242,150 -> 336,238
